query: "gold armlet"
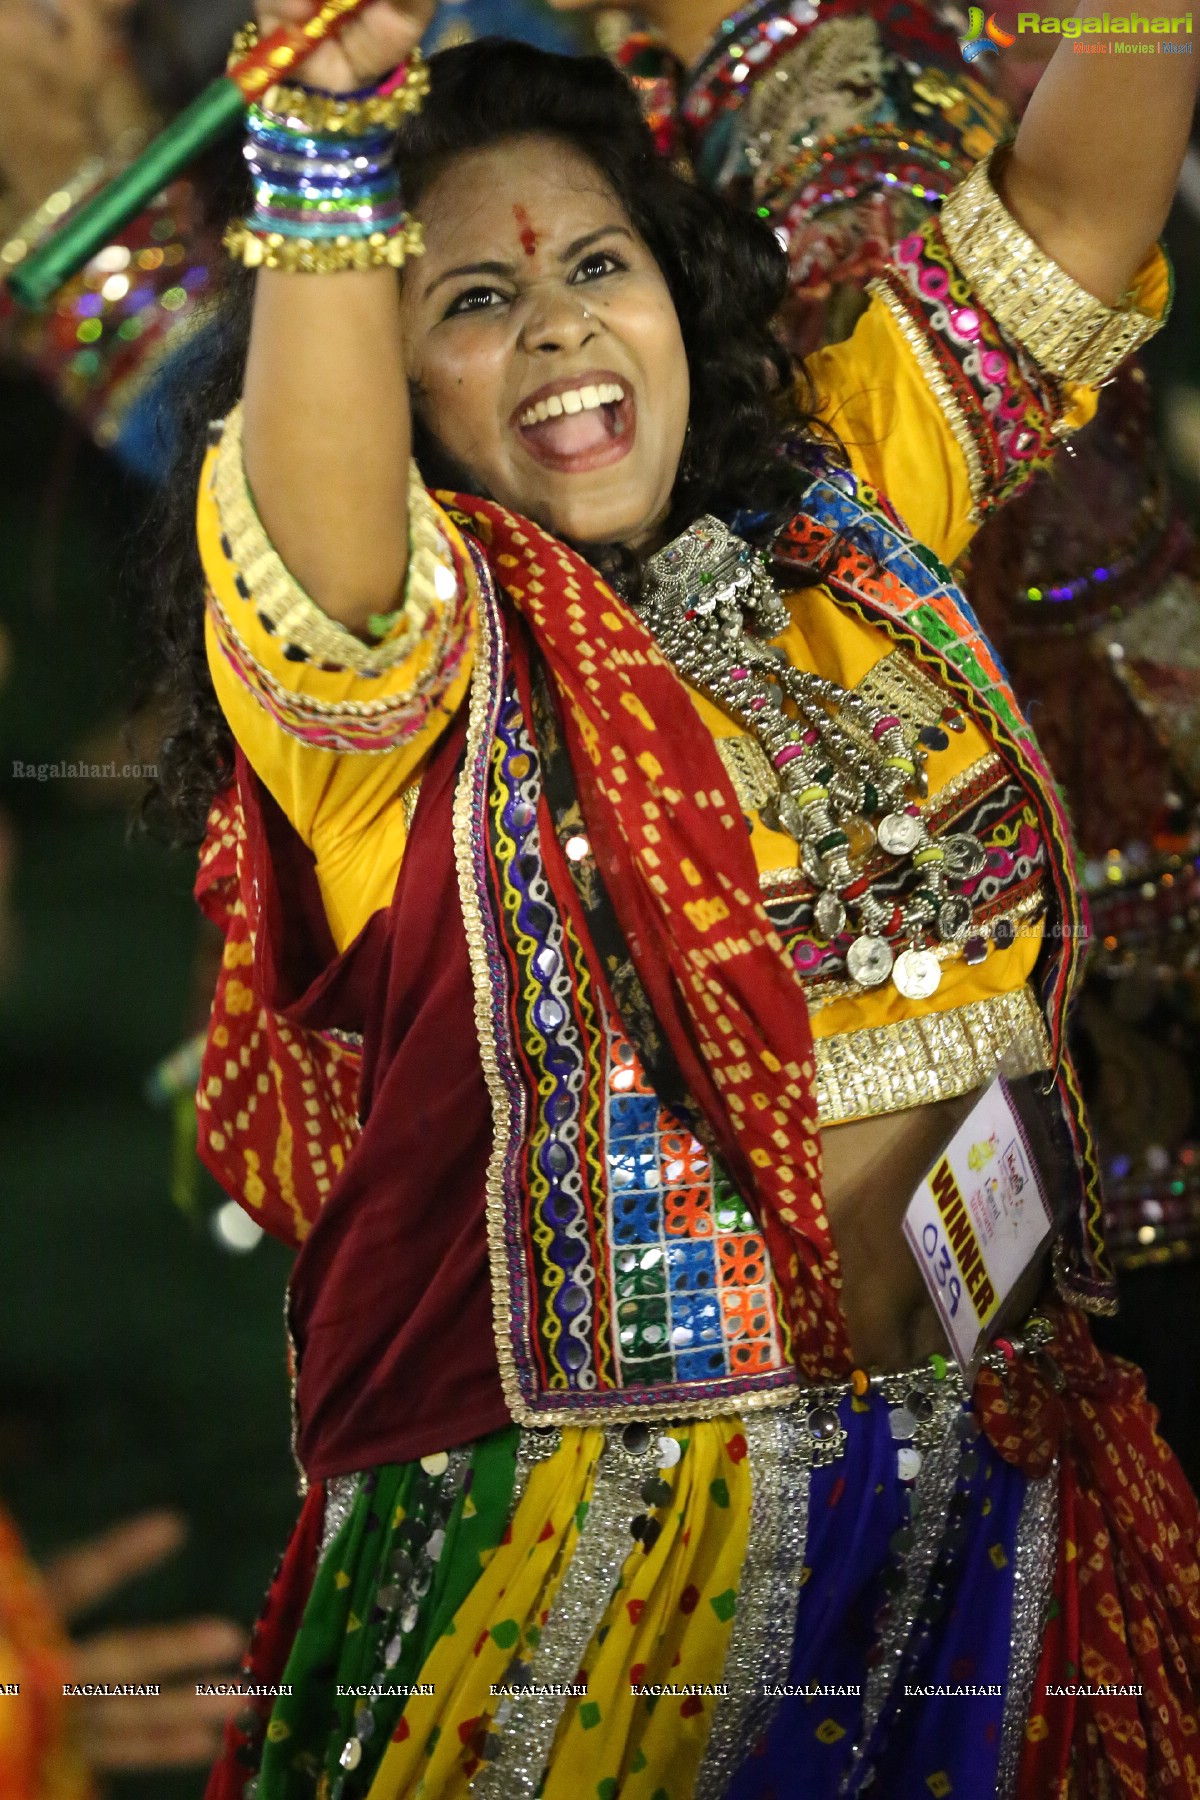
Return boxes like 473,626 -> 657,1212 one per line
939,147 -> 1162,386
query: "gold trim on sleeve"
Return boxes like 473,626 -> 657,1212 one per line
939,148 -> 1164,387
211,404 -> 459,676
865,274 -> 987,505
814,985 -> 1052,1126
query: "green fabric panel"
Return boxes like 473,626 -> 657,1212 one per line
254,1426 -> 520,1798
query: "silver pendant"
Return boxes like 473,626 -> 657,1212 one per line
800,842 -> 827,888
893,947 -> 942,999
936,894 -> 972,941
877,811 -> 924,856
847,934 -> 894,988
942,832 -> 987,880
814,891 -> 847,938
777,794 -> 807,839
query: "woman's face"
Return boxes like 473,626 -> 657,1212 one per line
400,134 -> 690,550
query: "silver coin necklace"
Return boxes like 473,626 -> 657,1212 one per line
635,515 -> 987,998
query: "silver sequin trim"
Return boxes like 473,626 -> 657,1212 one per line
997,1463 -> 1059,1799
509,1427 -> 560,1518
695,1406 -> 811,1799
320,1473 -> 361,1561
839,1377 -> 967,1794
469,1428 -> 657,1799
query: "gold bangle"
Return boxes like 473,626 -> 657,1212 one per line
227,20 -> 259,67
256,53 -> 430,135
223,218 -> 425,272
939,146 -> 1163,386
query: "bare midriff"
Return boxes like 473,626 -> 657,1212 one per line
820,1090 -> 1047,1372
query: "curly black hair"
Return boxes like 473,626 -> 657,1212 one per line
144,37 -> 836,843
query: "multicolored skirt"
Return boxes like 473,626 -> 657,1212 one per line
211,1362 -> 1056,1800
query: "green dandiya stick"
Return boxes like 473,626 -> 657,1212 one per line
4,0 -> 379,309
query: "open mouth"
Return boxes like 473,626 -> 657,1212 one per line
512,370 -> 636,473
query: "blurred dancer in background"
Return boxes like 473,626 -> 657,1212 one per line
0,0 -> 585,479
0,1507 -> 242,1796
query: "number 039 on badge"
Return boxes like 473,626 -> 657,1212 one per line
902,1078 -> 1054,1377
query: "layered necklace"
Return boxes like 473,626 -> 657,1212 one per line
634,516 -> 987,999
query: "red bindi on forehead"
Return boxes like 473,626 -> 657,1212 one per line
512,204 -> 540,258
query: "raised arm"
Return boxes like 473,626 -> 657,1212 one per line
240,0 -> 433,632
1000,0 -> 1198,303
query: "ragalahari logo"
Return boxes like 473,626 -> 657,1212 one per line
959,5 -> 1018,56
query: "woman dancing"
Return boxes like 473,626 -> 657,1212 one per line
154,2 -> 1200,1794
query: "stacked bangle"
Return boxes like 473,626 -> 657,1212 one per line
224,57 -> 427,274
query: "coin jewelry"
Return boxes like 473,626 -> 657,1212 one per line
635,516 -> 988,997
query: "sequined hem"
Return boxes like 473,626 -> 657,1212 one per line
940,150 -> 1166,388
210,402 -> 460,676
997,1464 -> 1059,1799
469,1429 -> 658,1800
813,986 -> 1052,1126
841,1373 -> 971,1789
320,1473 -> 360,1559
475,1366 -> 968,1797
694,1408 -> 812,1799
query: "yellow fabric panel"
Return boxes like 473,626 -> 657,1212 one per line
807,299 -> 981,567
366,1418 -> 750,1800
807,244 -> 1170,570
810,915 -> 1039,1042
806,300 -> 1095,568
198,439 -> 476,951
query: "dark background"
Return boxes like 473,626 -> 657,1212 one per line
0,372 -> 299,1800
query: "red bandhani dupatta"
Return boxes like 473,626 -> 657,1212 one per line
448,493 -> 853,1382
976,1309 -> 1200,1798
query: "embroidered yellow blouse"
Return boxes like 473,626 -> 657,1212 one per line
199,168 -> 1169,1126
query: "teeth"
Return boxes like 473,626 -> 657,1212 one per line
518,381 -> 626,427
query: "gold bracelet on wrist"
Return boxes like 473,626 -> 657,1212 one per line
227,20 -> 259,65
939,145 -> 1163,387
223,218 -> 425,273
258,54 -> 430,135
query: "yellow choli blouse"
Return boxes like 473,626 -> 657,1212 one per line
198,160 -> 1168,1128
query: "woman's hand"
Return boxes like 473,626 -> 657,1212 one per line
44,1510 -> 246,1773
241,0 -> 437,630
0,0 -> 151,217
254,0 -> 436,94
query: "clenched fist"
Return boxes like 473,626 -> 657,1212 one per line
254,0 -> 437,94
